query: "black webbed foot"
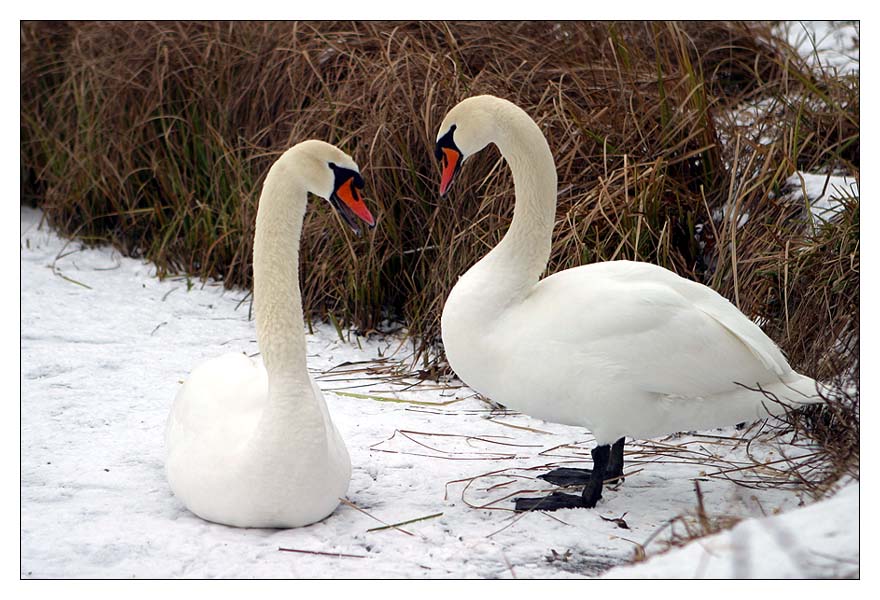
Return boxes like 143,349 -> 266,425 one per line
540,466 -> 625,488
538,467 -> 594,487
514,492 -> 587,512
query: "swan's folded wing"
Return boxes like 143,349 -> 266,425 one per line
663,273 -> 791,378
583,260 -> 792,377
519,262 -> 793,397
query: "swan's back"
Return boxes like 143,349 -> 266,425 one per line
529,260 -> 794,378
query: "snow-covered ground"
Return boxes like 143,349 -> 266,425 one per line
604,483 -> 858,579
707,21 -> 859,250
20,206 -> 858,578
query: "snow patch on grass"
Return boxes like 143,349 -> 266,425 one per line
780,172 -> 859,226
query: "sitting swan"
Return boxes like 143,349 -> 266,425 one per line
165,140 -> 375,527
435,95 -> 822,511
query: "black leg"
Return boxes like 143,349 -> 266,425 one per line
606,437 -> 625,482
581,443 -> 610,508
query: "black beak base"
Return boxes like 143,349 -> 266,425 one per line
435,124 -> 459,162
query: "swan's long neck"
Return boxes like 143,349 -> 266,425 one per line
252,152 -> 314,414
472,104 -> 558,300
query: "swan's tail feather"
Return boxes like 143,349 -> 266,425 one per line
638,375 -> 826,440
747,374 -> 824,411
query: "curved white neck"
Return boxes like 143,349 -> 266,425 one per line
472,104 -> 558,299
252,152 -> 313,410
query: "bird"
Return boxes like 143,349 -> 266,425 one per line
434,95 -> 822,511
165,140 -> 375,527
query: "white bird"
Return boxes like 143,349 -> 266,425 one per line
165,140 -> 375,527
435,95 -> 822,511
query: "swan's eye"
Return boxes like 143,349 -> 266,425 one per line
353,171 -> 365,189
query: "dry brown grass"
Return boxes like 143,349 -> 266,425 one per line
19,21 -> 790,334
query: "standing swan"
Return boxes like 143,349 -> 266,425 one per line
435,96 -> 822,511
165,140 -> 375,528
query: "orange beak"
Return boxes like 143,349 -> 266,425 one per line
329,176 -> 375,236
439,147 -> 461,197
336,177 -> 375,226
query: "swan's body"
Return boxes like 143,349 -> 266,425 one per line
435,96 -> 821,508
165,140 -> 374,528
444,258 -> 817,444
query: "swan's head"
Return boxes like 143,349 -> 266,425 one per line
434,95 -> 503,196
289,140 -> 376,235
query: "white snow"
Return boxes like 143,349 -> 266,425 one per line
781,172 -> 858,226
715,22 -> 858,235
711,170 -> 858,235
20,206 -> 858,578
778,21 -> 860,75
603,482 -> 859,579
